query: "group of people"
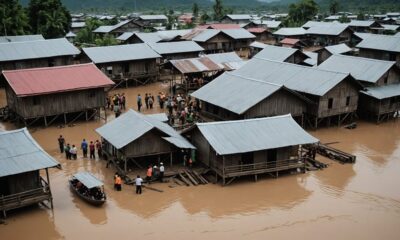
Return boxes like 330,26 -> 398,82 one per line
136,93 -> 156,112
164,94 -> 200,126
71,179 -> 106,201
146,163 -> 165,184
58,135 -> 103,160
107,93 -> 126,118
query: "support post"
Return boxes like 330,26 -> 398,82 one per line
85,110 -> 88,121
222,156 -> 225,186
124,159 -> 127,172
170,152 -> 173,167
64,113 -> 67,125
45,168 -> 53,209
44,116 -> 47,127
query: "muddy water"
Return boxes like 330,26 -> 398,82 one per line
1,83 -> 400,240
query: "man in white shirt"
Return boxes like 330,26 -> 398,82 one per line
159,162 -> 165,182
135,175 -> 143,194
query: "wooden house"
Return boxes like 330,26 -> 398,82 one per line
0,128 -> 60,217
96,110 -> 195,172
232,58 -> 363,128
134,15 -> 168,27
183,114 -> 319,185
347,20 -> 382,33
2,63 -> 114,127
273,27 -> 307,42
0,38 -> 80,72
246,28 -> 272,42
356,34 -> 400,67
253,44 -> 309,64
93,19 -> 144,37
183,29 -> 255,56
82,43 -> 161,86
191,72 -> 310,124
305,24 -> 359,47
70,22 -> 86,34
148,41 -> 204,61
243,20 -> 282,31
220,14 -> 252,24
279,38 -> 307,49
318,54 -> 400,122
316,43 -> 352,64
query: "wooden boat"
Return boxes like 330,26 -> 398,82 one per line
69,171 -> 106,206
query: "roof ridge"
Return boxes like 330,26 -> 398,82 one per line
0,38 -> 66,45
227,72 -> 283,87
197,114 -> 292,126
2,63 -> 95,74
330,54 -> 396,65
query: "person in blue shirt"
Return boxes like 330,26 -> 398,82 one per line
137,94 -> 142,112
81,139 -> 88,158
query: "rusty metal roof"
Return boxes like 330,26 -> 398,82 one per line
170,57 -> 223,74
3,63 -> 115,97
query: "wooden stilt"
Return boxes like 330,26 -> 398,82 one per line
85,110 -> 88,121
44,116 -> 47,127
45,168 -> 53,209
64,113 -> 67,125
170,152 -> 173,167
124,159 -> 127,172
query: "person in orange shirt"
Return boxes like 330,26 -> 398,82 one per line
146,165 -> 153,184
115,174 -> 122,191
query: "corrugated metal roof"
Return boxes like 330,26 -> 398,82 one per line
356,34 -> 400,52
349,20 -> 378,27
135,32 -> 163,43
191,72 -> 283,114
226,14 -> 252,20
148,41 -> 204,55
354,32 -> 376,40
302,21 -> 341,28
250,41 -> 267,49
157,29 -> 193,41
71,22 -> 86,28
197,24 -> 241,30
139,15 -> 168,20
306,24 -> 349,36
206,52 -> 242,64
195,114 -> 319,155
324,43 -> 352,54
247,27 -> 267,33
0,35 -> 44,43
83,43 -> 161,64
280,38 -> 300,45
116,32 -> 135,41
66,31 -> 77,38
3,63 -> 115,97
303,51 -> 318,66
162,137 -> 195,149
360,83 -> 400,99
170,57 -> 223,74
93,19 -> 136,33
147,113 -> 168,122
222,29 -> 255,39
233,58 -> 351,96
325,15 -> 340,20
254,44 -> 301,62
274,27 -> 306,36
190,29 -> 220,42
96,110 -> 195,149
73,172 -> 103,189
0,38 -> 80,62
250,20 -> 282,28
0,128 -> 60,177
381,24 -> 400,31
318,54 -> 396,83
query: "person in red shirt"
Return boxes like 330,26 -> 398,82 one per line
89,141 -> 95,159
146,165 -> 153,184
95,140 -> 102,159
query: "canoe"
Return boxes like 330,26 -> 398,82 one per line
69,171 -> 106,206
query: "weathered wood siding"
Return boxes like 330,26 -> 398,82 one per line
3,171 -> 40,195
123,129 -> 173,158
359,94 -> 400,117
0,56 -> 75,71
316,79 -> 359,118
244,90 -> 307,118
285,52 -> 308,64
7,87 -> 106,119
162,52 -> 200,61
317,49 -> 332,64
190,128 -> 211,166
96,59 -> 158,80
359,48 -> 400,67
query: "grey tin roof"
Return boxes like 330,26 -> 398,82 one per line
116,32 -> 135,41
83,43 -> 161,64
205,52 -> 242,64
191,72 -> 283,114
302,21 -> 340,28
222,29 -> 255,39
253,44 -> 303,62
317,54 -> 396,83
360,83 -> 400,99
73,172 -> 103,189
0,128 -> 60,177
0,34 -> 44,43
324,43 -> 352,54
226,14 -> 252,20
274,27 -> 306,36
71,22 -> 86,28
96,110 -> 195,149
250,41 -> 268,49
139,15 -> 168,20
306,24 -> 349,36
135,32 -> 163,43
148,41 -> 204,55
233,57 -> 351,96
196,114 -> 319,155
356,34 -> 400,52
93,19 -> 135,33
303,51 -> 318,66
147,113 -> 168,122
0,38 -> 80,62
349,20 -> 378,27
250,20 -> 282,28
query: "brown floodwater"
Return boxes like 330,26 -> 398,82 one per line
1,83 -> 400,240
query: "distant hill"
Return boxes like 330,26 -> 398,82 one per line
18,0 -> 400,13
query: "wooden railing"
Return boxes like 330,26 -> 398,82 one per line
0,177 -> 51,211
218,158 -> 305,178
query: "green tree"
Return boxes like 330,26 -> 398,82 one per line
213,0 -> 224,21
329,0 -> 339,15
94,34 -> 118,46
286,0 -> 319,26
338,15 -> 349,23
192,3 -> 199,18
0,0 -> 29,36
28,0 -> 71,38
357,12 -> 366,20
74,18 -> 102,44
200,12 -> 210,24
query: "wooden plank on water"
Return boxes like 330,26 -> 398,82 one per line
183,170 -> 199,185
178,173 -> 192,186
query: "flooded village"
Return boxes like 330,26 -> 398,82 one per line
1,0 -> 400,239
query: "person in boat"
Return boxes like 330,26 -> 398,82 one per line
135,175 -> 143,194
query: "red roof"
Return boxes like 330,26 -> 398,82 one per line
280,38 -> 300,45
247,27 -> 268,33
197,24 -> 241,30
3,63 -> 115,97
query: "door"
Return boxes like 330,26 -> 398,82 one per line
241,152 -> 254,165
267,149 -> 277,168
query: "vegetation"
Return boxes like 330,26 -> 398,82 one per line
285,0 -> 319,27
192,3 -> 199,18
329,0 -> 339,15
27,0 -> 71,38
200,11 -> 210,24
213,0 -> 225,21
0,0 -> 30,35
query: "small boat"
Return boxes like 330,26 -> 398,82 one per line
69,171 -> 106,206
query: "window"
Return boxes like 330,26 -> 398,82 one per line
33,96 -> 41,105
346,96 -> 351,106
106,66 -> 113,75
328,98 -> 333,109
384,77 -> 388,84
124,64 -> 129,73
389,53 -> 396,61
48,58 -> 55,67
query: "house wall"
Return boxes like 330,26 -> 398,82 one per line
359,48 -> 400,67
358,94 -> 400,117
316,79 -> 359,118
162,52 -> 200,61
7,87 -> 106,119
0,171 -> 40,195
190,128 -> 211,167
123,130 -> 173,158
96,59 -> 158,80
0,56 -> 75,71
